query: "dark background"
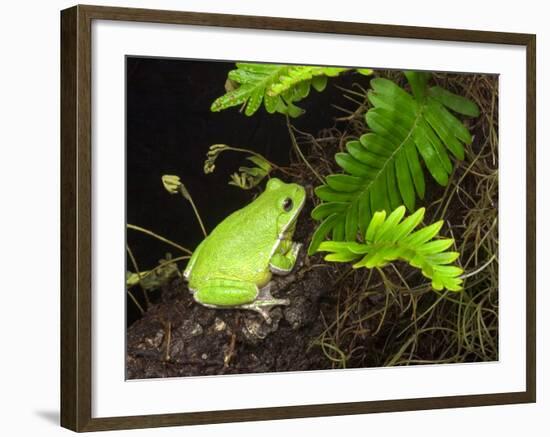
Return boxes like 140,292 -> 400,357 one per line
126,57 -> 368,324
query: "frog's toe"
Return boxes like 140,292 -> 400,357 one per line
239,294 -> 290,324
291,241 -> 303,255
257,307 -> 273,324
257,284 -> 289,304
237,302 -> 271,323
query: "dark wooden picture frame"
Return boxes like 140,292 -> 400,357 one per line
60,4 -> 536,432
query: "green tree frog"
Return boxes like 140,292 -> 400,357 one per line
184,178 -> 306,322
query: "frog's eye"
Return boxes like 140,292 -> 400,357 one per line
282,197 -> 293,212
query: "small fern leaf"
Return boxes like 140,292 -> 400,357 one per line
316,206 -> 463,292
310,72 -> 479,252
428,86 -> 480,117
211,63 -> 355,117
309,213 -> 341,255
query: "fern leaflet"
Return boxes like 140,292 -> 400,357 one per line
316,206 -> 463,291
211,63 -> 370,117
309,71 -> 479,254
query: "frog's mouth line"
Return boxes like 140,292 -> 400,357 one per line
277,200 -> 304,242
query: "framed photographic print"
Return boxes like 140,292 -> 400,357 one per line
60,4 -> 536,432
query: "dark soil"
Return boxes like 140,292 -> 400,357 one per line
126,201 -> 343,378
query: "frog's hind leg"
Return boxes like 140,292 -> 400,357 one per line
193,280 -> 289,324
193,279 -> 258,307
239,284 -> 290,323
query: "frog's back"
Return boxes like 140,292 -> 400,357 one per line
186,203 -> 278,287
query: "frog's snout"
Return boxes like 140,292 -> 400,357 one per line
293,184 -> 306,208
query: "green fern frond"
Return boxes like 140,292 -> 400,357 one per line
228,156 -> 272,190
310,71 -> 479,254
316,206 -> 463,291
211,63 -> 364,117
203,144 -> 273,189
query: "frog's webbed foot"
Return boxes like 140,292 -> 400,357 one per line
238,284 -> 290,324
269,242 -> 302,276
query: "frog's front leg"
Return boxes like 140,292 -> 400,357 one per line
269,240 -> 302,275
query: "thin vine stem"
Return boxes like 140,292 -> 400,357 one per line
127,224 -> 192,255
178,185 -> 207,238
218,145 -> 292,175
126,244 -> 150,308
126,289 -> 145,314
285,115 -> 324,184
